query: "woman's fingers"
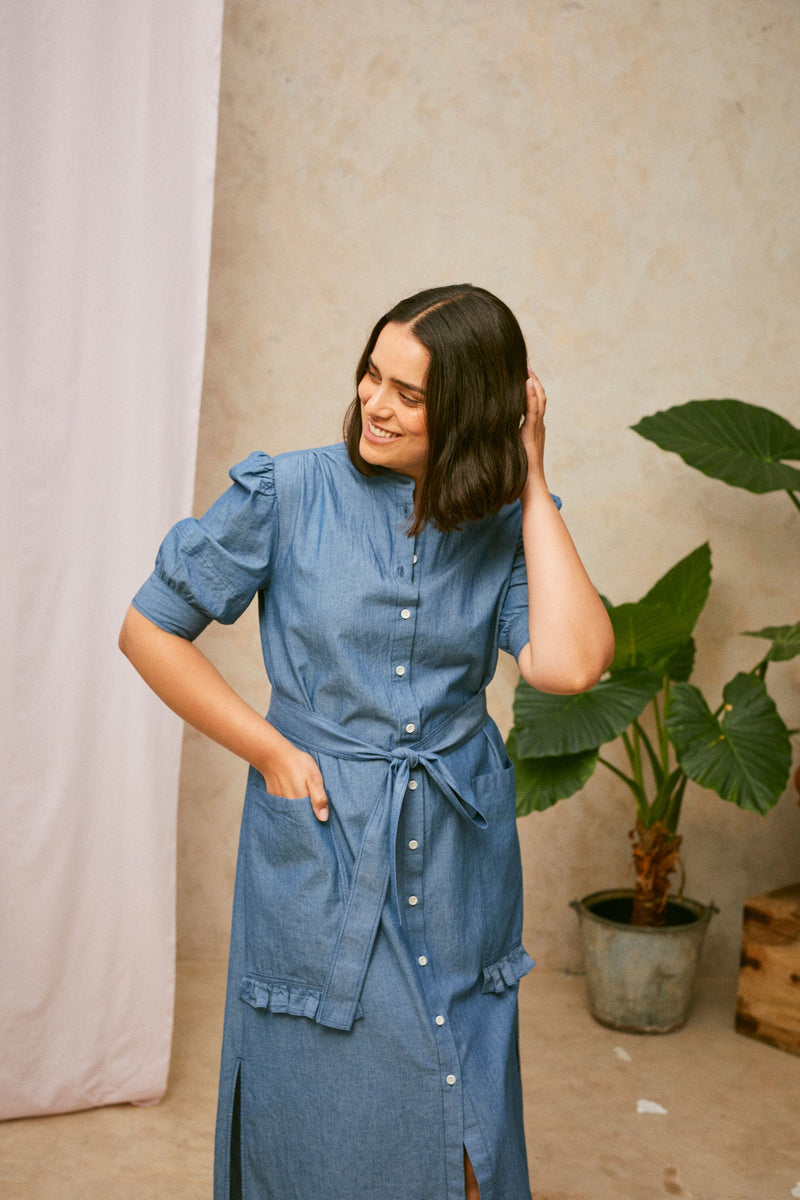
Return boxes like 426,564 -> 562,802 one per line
526,368 -> 547,417
522,368 -> 548,479
260,736 -> 329,820
307,772 -> 330,823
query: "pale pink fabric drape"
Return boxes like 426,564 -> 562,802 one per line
0,1 -> 224,1117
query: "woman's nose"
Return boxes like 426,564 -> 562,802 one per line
364,384 -> 390,413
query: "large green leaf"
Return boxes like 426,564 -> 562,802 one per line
508,731 -> 599,814
632,399 -> 800,494
608,543 -> 711,674
665,673 -> 792,814
743,621 -> 800,664
642,541 -> 712,620
608,602 -> 683,673
664,636 -> 696,683
512,670 -> 661,758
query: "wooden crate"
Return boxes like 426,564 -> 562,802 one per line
736,882 -> 800,1056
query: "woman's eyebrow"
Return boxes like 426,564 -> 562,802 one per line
368,356 -> 425,396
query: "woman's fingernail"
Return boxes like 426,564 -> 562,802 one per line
318,806 -> 329,822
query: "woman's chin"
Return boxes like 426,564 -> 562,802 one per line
359,434 -> 389,467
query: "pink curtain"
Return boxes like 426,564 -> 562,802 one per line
0,1 -> 224,1117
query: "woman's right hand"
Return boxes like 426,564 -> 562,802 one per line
257,727 -> 330,823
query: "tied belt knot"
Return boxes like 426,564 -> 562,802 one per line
265,690 -> 489,1031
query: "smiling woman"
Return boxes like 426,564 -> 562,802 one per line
357,321 -> 430,482
119,282 -> 613,1200
345,284 -> 531,536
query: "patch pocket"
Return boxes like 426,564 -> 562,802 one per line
472,763 -> 525,963
241,781 -> 347,987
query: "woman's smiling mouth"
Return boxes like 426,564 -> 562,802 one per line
366,419 -> 400,442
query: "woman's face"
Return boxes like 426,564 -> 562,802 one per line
358,322 -> 429,482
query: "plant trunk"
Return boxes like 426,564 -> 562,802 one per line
629,819 -> 682,926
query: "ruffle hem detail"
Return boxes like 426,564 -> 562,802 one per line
481,945 -> 535,994
239,974 -> 363,1021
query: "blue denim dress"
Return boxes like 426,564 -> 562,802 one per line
133,444 -> 542,1200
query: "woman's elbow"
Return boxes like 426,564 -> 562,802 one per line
519,632 -> 615,695
118,604 -> 158,664
562,655 -> 610,694
566,628 -> 615,693
118,609 -> 135,659
533,663 -> 604,696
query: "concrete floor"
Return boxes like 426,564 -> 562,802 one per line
2,963 -> 799,1200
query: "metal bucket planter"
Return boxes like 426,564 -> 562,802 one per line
571,888 -> 718,1033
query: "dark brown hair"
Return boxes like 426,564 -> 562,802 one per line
343,284 -> 529,535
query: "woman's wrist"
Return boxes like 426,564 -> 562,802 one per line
521,467 -> 551,505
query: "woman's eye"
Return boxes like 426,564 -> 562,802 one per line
401,394 -> 422,406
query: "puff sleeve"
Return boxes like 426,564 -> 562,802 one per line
131,452 -> 279,640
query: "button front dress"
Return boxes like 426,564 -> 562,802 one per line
132,443 -> 541,1200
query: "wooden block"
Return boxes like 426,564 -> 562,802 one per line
736,882 -> 800,1056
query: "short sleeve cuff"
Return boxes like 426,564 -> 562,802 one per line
131,572 -> 212,640
506,615 -> 531,663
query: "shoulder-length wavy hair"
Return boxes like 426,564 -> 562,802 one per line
343,284 -> 529,536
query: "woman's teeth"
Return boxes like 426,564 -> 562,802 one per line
369,421 -> 398,440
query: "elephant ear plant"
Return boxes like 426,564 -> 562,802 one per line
508,398 -> 799,929
631,397 -> 800,669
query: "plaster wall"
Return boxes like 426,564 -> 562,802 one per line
177,0 -> 800,975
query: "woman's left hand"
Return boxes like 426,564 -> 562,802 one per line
521,368 -> 547,483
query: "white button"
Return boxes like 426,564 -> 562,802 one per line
412,555 -> 418,563
401,608 -> 411,619
408,839 -> 419,850
435,1015 -> 445,1026
446,1074 -> 457,1086
408,779 -> 418,790
408,895 -> 419,906
395,665 -> 406,677
405,722 -> 416,733
418,955 -> 428,966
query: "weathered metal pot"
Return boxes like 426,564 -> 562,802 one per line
571,888 -> 718,1033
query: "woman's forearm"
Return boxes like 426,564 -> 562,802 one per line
118,605 -> 281,776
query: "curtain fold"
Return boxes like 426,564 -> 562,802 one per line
0,0 -> 224,1117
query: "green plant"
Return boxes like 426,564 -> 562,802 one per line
632,396 -> 800,674
508,398 -> 800,927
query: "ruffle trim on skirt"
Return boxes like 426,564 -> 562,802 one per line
239,974 -> 363,1021
481,945 -> 535,994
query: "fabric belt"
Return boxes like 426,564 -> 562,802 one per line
266,690 -> 489,1031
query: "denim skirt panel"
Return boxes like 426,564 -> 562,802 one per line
213,732 -> 533,1200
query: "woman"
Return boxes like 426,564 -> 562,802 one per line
120,284 -> 614,1200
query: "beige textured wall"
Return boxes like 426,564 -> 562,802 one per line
177,0 -> 800,975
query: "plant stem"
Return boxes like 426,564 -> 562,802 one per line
660,679 -> 672,770
663,774 -> 688,835
652,693 -> 665,765
633,718 -> 663,789
622,728 -> 647,820
787,490 -> 800,515
598,756 -> 642,802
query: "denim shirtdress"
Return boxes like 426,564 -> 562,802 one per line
132,443 -> 545,1200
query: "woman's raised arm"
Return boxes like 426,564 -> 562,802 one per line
515,371 -> 615,694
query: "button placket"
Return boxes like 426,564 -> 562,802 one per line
402,770 -> 428,969
400,781 -> 463,1121
390,497 -> 466,1111
390,528 -> 420,746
